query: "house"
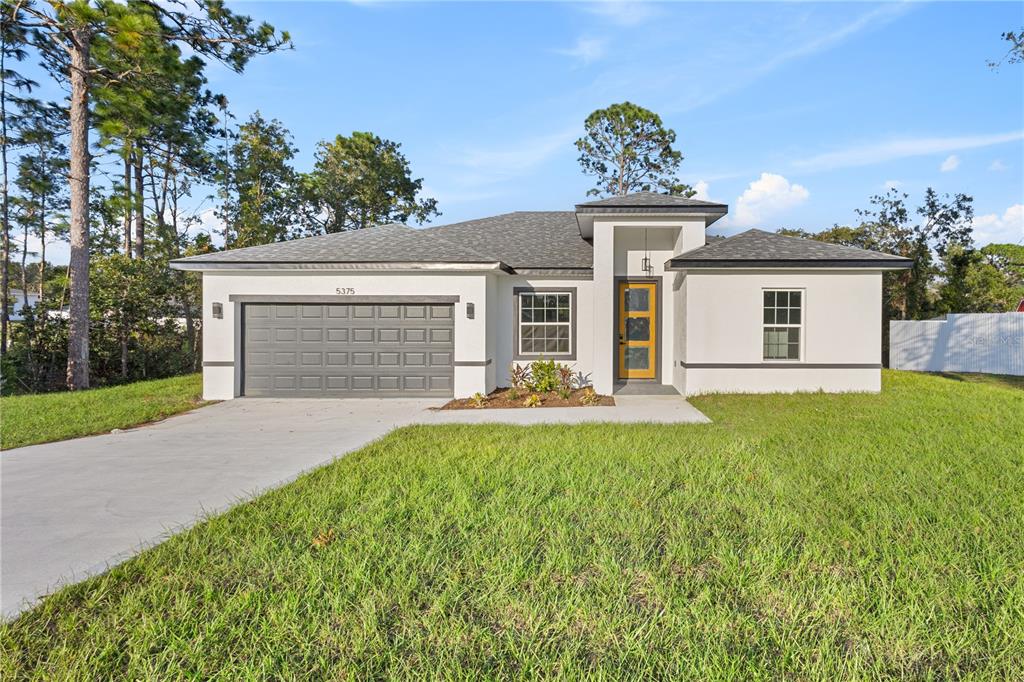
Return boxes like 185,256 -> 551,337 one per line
170,192 -> 911,400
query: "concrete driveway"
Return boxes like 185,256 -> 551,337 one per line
1,398 -> 444,619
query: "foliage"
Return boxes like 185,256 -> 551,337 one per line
301,131 -> 439,233
0,374 -> 204,449
509,363 -> 530,390
1,255 -> 199,393
1,371 -> 1021,677
528,359 -> 560,393
522,393 -> 542,407
557,364 -> 575,391
576,102 -> 692,197
989,28 -> 1024,68
579,387 -> 601,405
470,392 -> 486,408
217,112 -> 301,248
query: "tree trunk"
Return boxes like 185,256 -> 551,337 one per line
134,150 -> 144,258
1,30 -> 10,355
21,213 -> 28,306
38,190 -> 46,304
123,151 -> 132,257
66,30 -> 92,390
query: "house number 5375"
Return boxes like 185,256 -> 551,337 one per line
335,287 -> 355,295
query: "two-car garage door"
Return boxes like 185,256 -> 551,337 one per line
242,302 -> 454,397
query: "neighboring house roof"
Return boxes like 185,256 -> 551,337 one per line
666,229 -> 913,270
575,191 -> 728,214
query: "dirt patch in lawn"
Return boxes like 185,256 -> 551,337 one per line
441,387 -> 614,410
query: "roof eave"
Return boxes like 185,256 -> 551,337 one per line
664,258 -> 913,271
169,260 -> 513,273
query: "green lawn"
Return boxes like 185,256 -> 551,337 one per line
2,371 -> 1022,678
0,374 -> 206,450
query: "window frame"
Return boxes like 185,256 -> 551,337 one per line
761,288 -> 804,362
512,287 -> 577,361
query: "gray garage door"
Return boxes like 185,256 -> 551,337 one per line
242,302 -> 454,397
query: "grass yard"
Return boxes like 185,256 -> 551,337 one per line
0,374 -> 206,450
2,371 -> 1022,678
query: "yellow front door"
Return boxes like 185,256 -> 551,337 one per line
617,281 -> 656,379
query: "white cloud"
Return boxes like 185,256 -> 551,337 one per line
692,180 -> 711,201
973,204 -> 1024,246
582,1 -> 659,27
554,37 -> 607,65
733,173 -> 810,228
989,159 -> 1008,171
793,130 -> 1024,173
940,154 -> 960,172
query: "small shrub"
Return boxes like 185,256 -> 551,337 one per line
523,394 -> 542,408
509,363 -> 530,390
507,387 -> 520,401
557,364 -> 575,392
580,388 -> 601,406
557,388 -> 572,400
470,392 -> 487,408
530,359 -> 559,393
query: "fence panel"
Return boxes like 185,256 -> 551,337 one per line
890,313 -> 1024,375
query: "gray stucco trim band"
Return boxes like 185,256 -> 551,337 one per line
679,362 -> 882,369
203,360 -> 234,367
453,359 -> 493,367
227,295 -> 461,304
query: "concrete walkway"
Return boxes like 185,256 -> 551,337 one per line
1,394 -> 708,619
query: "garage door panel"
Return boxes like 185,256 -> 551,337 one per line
430,328 -> 452,343
326,328 -> 349,343
243,302 -> 454,397
352,328 -> 374,343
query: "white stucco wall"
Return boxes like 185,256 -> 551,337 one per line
680,270 -> 884,395
200,270 -> 493,400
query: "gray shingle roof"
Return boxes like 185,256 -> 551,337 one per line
172,223 -> 498,266
172,212 -> 595,272
576,191 -> 727,213
427,212 -> 592,270
667,229 -> 912,269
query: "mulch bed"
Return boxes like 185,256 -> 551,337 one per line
440,387 -> 615,410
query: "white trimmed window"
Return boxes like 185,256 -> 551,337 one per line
517,291 -> 572,356
763,290 -> 802,361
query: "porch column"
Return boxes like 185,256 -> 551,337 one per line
592,220 -> 615,394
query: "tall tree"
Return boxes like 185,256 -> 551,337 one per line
575,102 -> 692,198
12,0 -> 289,389
10,99 -> 68,305
302,131 -> 439,233
217,111 -> 299,247
1,18 -> 36,354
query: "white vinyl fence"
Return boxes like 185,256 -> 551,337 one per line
889,313 -> 1024,376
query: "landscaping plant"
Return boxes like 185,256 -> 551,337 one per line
522,393 -> 542,408
529,359 -> 560,393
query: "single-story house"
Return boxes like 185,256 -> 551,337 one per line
171,191 -> 911,400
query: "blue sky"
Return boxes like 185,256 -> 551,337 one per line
32,1 -> 1024,262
